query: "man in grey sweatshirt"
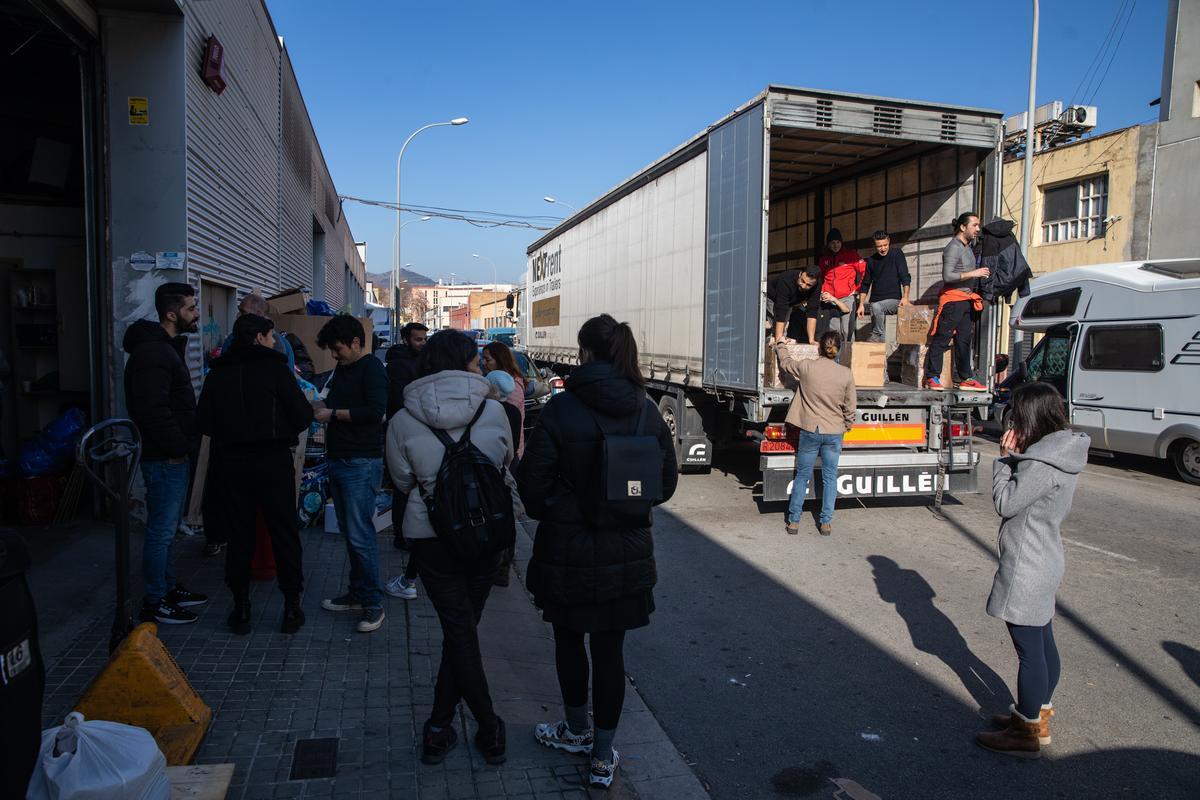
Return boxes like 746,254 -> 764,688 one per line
924,212 -> 990,391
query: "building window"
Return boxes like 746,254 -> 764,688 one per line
1081,324 -> 1163,372
1042,175 -> 1107,243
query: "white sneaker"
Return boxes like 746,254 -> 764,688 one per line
534,720 -> 594,754
385,575 -> 418,600
589,748 -> 619,788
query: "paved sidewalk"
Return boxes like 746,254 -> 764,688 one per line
40,520 -> 707,799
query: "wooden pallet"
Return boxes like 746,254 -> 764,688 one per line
167,764 -> 234,799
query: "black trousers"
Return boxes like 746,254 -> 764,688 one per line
221,449 -> 304,599
411,538 -> 500,730
202,456 -> 229,546
925,299 -> 975,382
553,626 -> 627,731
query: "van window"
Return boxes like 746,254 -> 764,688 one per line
1023,288 -> 1081,319
1025,330 -> 1072,397
1081,325 -> 1164,372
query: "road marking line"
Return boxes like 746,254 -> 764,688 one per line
1062,537 -> 1137,563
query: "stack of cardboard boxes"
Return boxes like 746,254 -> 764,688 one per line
266,288 -> 374,375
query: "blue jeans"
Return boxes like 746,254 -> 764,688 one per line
329,457 -> 384,609
141,460 -> 191,604
787,429 -> 844,525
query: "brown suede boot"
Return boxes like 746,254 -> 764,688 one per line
992,704 -> 1053,745
976,706 -> 1042,758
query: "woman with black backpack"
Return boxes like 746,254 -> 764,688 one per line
517,314 -> 678,789
385,329 -> 517,766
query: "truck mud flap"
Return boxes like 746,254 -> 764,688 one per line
760,465 -> 978,503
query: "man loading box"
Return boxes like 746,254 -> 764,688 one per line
768,265 -> 823,344
856,230 -> 912,343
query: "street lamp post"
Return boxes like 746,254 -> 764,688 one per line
543,196 -> 579,215
392,217 -> 431,328
395,116 -> 469,324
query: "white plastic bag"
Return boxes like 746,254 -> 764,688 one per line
26,712 -> 169,800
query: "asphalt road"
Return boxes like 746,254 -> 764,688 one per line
623,438 -> 1200,799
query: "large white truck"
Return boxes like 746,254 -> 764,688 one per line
525,86 -> 1005,503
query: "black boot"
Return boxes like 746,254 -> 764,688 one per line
282,598 -> 305,634
227,592 -> 251,635
475,716 -> 506,765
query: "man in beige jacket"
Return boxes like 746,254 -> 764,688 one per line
775,330 -> 856,536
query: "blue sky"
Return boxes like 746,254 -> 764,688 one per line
266,0 -> 1167,285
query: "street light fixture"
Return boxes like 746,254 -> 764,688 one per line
395,117 -> 469,317
543,195 -> 579,215
472,253 -> 498,287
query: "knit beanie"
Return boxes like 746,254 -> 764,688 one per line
826,228 -> 843,244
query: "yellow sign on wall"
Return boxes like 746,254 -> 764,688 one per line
128,97 -> 149,126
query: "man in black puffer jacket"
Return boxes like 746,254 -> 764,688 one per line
197,314 -> 314,634
122,281 -> 207,626
517,314 -> 677,788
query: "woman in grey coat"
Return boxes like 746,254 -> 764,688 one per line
976,382 -> 1089,759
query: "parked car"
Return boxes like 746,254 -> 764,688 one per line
1006,259 -> 1200,484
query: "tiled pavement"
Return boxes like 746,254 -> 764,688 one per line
39,521 -> 707,799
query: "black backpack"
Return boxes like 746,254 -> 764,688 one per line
582,398 -> 664,518
416,401 -> 516,561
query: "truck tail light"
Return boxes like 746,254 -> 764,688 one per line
760,423 -> 796,453
764,423 -> 788,441
945,422 -> 973,438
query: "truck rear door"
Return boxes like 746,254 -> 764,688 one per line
703,103 -> 766,392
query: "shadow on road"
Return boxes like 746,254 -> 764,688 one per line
1163,641 -> 1200,691
868,555 -> 1013,713
633,506 -> 1200,799
936,505 -> 1200,730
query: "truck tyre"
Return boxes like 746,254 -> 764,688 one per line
1170,438 -> 1200,485
657,395 -> 684,474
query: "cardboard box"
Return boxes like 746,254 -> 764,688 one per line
845,342 -> 887,387
767,340 -> 820,389
267,287 -> 308,315
900,344 -> 953,388
270,313 -> 373,375
854,314 -> 899,357
896,303 -> 936,346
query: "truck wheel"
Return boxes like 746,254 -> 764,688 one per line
657,395 -> 683,474
1170,438 -> 1200,485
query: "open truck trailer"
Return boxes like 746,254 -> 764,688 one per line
524,87 -> 1005,503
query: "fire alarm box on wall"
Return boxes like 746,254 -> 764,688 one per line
202,35 -> 226,94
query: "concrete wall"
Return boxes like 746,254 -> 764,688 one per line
1001,126 -> 1143,274
102,12 -> 189,413
1149,0 -> 1200,258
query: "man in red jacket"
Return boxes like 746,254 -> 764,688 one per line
817,228 -> 866,343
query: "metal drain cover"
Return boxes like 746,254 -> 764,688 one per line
290,737 -> 338,780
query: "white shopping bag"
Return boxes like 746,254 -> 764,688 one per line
26,712 -> 169,800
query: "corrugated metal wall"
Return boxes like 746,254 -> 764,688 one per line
184,0 -> 281,290
279,49 -> 310,290
183,1 -> 364,301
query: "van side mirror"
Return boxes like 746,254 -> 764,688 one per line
505,293 -> 515,310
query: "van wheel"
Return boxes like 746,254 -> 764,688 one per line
1170,438 -> 1200,485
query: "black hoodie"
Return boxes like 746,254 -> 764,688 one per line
976,219 -> 1033,303
384,343 -> 421,418
517,361 -> 678,616
122,319 -> 197,460
196,344 -> 314,454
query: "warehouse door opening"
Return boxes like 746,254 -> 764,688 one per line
0,0 -> 101,524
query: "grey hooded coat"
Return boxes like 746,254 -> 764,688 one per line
986,429 -> 1091,626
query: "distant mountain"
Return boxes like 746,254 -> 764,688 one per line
366,268 -> 437,288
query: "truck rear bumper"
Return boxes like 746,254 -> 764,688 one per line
760,451 -> 979,503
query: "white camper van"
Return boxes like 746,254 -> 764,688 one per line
1005,259 -> 1200,484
